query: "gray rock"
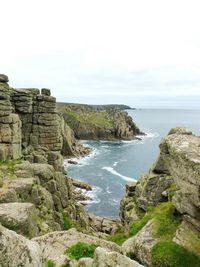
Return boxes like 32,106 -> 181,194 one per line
41,88 -> 51,96
0,202 -> 39,237
0,74 -> 9,83
32,228 -> 121,262
0,224 -> 42,267
93,247 -> 144,267
122,220 -> 158,267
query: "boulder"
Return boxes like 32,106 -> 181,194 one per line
0,202 -> 39,237
92,247 -> 144,267
122,220 -> 158,267
0,224 -> 42,267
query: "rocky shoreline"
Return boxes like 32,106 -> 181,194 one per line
0,74 -> 200,267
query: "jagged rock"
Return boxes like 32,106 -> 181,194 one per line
122,220 -> 158,267
135,172 -> 173,211
0,202 -> 39,237
72,179 -> 92,191
0,224 -> 42,267
32,228 -> 121,263
92,247 -> 144,267
89,215 -> 122,236
153,127 -> 200,221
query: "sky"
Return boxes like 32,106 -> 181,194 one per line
1,0 -> 200,108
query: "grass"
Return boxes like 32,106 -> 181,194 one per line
108,202 -> 181,246
168,183 -> 178,201
107,230 -> 128,245
152,241 -> 200,267
45,259 -> 55,267
58,106 -> 115,128
61,211 -> 72,230
65,242 -> 97,260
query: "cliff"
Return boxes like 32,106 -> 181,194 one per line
57,103 -> 142,141
0,75 -> 90,165
119,127 -> 200,266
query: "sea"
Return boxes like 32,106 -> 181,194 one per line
65,109 -> 200,218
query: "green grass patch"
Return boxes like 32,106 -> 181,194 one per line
152,202 -> 181,240
109,202 -> 181,246
152,241 -> 200,267
129,208 -> 154,236
107,231 -> 128,245
61,211 -> 72,230
65,242 -> 97,260
58,106 -> 115,128
168,183 -> 178,201
45,259 -> 55,267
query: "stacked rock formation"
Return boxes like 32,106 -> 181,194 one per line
0,75 -> 21,160
0,74 -> 90,171
10,87 -> 63,170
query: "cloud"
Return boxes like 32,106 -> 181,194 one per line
1,0 -> 200,108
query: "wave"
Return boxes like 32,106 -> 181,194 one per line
79,186 -> 103,205
102,166 -> 137,182
106,186 -> 112,193
64,146 -> 99,167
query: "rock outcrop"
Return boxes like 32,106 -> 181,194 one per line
0,74 -> 90,165
120,127 -> 200,266
0,75 -> 21,160
57,104 -> 142,141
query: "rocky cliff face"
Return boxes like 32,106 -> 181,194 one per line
57,104 -> 142,141
0,75 -> 95,234
0,75 -> 89,166
120,127 -> 200,266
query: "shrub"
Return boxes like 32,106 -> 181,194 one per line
65,242 -> 97,260
152,241 -> 200,267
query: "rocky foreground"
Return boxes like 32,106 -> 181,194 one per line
0,74 -> 200,267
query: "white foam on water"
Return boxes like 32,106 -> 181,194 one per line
109,198 -> 119,206
64,146 -> 99,168
113,161 -> 118,167
79,186 -> 103,205
102,166 -> 137,182
106,186 -> 112,193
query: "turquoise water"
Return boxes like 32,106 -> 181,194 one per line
65,109 -> 200,218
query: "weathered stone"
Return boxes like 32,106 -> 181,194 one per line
41,88 -> 51,96
33,228 -> 121,262
173,219 -> 200,257
0,224 -> 42,267
122,220 -> 158,267
0,74 -> 9,83
0,202 -> 39,237
93,247 -> 144,267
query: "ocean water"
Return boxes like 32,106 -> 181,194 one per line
65,109 -> 200,218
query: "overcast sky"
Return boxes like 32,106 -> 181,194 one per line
1,0 -> 200,108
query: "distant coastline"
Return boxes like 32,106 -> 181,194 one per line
57,102 -> 136,111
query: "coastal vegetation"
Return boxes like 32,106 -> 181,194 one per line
65,242 -> 97,260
